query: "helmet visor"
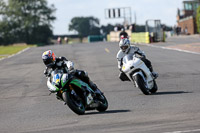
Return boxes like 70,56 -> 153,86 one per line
120,46 -> 128,52
43,58 -> 54,67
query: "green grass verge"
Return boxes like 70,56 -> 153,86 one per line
0,45 -> 35,59
0,56 -> 5,59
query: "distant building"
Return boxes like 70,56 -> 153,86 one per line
177,0 -> 200,34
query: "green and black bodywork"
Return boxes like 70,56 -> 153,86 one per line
51,71 -> 108,115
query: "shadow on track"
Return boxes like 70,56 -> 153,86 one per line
152,91 -> 192,95
85,109 -> 131,115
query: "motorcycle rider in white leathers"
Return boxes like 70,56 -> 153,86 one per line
42,50 -> 99,99
116,38 -> 158,81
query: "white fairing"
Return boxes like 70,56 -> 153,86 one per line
52,73 -> 62,86
47,78 -> 57,92
122,54 -> 154,89
47,70 -> 62,92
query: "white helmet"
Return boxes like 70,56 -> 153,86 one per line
119,38 -> 130,53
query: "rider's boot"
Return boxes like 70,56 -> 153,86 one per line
88,80 -> 101,95
152,72 -> 158,79
149,66 -> 158,79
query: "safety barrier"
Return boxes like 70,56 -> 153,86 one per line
109,31 -> 121,42
107,30 -> 132,42
107,31 -> 150,44
131,32 -> 150,44
107,34 -> 110,42
88,35 -> 104,42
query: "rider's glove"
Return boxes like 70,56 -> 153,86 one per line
66,61 -> 74,71
44,69 -> 48,75
44,69 -> 50,77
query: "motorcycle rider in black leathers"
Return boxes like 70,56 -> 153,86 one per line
42,50 -> 99,100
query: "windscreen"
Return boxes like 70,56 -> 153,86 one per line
123,54 -> 134,64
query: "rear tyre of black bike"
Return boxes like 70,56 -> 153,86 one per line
96,90 -> 108,112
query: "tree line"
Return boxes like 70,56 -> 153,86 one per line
0,0 -> 56,45
0,0 -> 173,45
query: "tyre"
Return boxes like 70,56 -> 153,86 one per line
150,80 -> 158,93
62,91 -> 85,115
96,92 -> 108,112
135,75 -> 151,95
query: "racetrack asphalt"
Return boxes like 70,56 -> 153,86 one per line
0,35 -> 200,133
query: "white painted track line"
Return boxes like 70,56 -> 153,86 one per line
164,129 -> 200,133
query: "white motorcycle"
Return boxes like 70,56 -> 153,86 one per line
121,54 -> 158,95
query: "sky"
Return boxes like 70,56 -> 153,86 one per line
48,0 -> 184,35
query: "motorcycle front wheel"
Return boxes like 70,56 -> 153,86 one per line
62,91 -> 85,115
150,80 -> 158,93
135,75 -> 151,95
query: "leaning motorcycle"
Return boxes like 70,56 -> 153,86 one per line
48,70 -> 108,115
121,54 -> 158,95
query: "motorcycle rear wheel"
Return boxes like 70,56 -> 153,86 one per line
95,89 -> 108,112
96,94 -> 108,112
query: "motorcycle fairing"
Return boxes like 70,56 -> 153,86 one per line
70,79 -> 94,93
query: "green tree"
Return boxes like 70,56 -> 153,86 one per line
196,6 -> 200,33
0,0 -> 56,45
69,16 -> 100,41
100,24 -> 115,35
